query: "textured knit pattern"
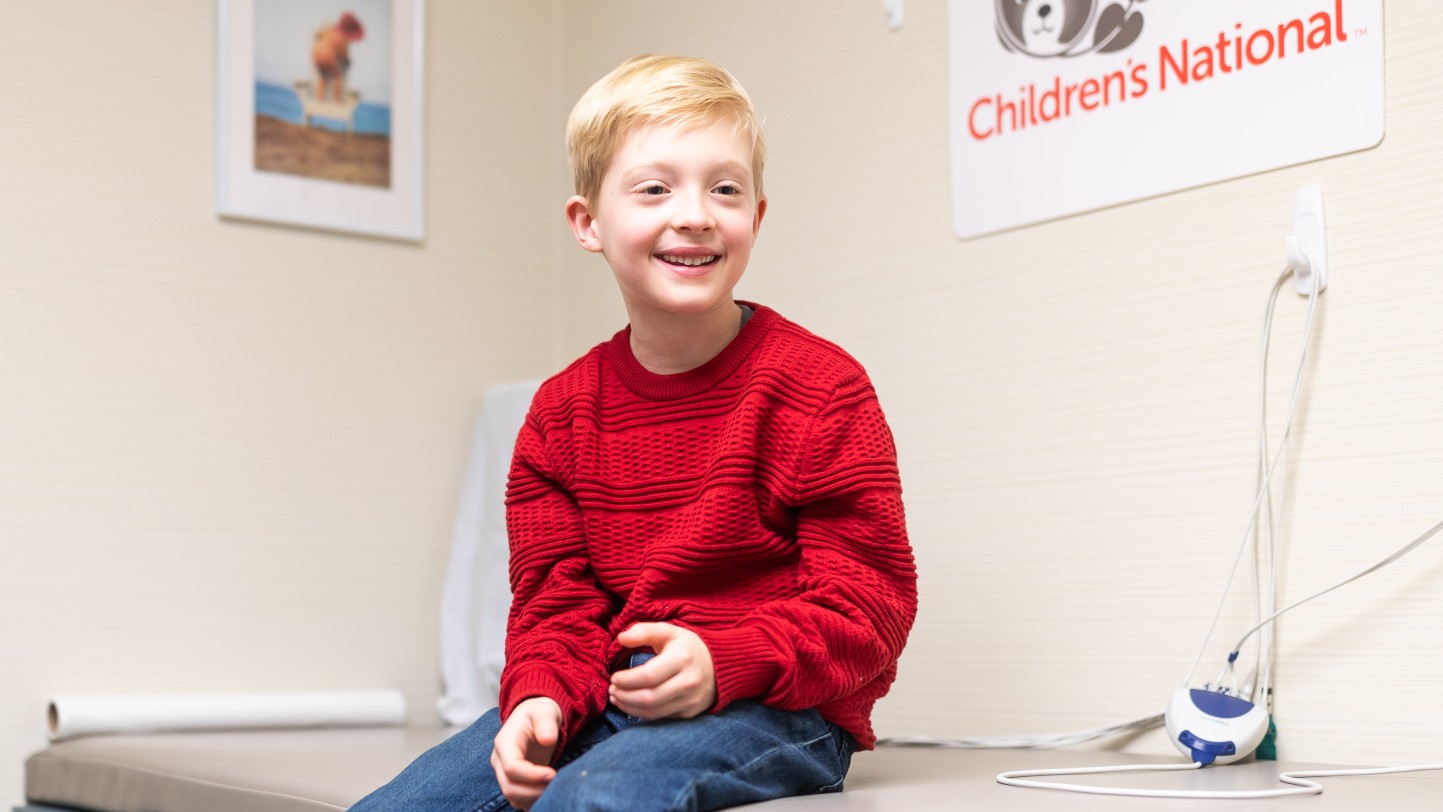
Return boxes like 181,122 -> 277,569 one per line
500,303 -> 917,751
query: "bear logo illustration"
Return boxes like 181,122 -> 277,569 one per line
995,0 -> 1147,58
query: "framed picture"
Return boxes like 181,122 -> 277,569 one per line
217,0 -> 425,241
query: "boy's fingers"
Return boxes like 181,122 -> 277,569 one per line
533,710 -> 558,747
495,735 -> 555,810
492,752 -> 548,811
608,686 -> 669,718
610,649 -> 681,690
610,624 -> 713,718
612,664 -> 694,709
492,704 -> 560,789
611,681 -> 696,720
496,747 -> 556,787
617,621 -> 674,648
491,746 -> 553,787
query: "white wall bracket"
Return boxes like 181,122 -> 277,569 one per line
884,0 -> 904,30
1286,184 -> 1327,296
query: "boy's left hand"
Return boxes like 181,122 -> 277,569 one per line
610,622 -> 717,720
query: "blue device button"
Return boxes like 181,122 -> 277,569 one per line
1178,730 -> 1236,766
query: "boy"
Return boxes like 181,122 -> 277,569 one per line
311,12 -> 364,103
352,54 -> 916,812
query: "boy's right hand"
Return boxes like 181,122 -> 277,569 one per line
491,696 -> 563,810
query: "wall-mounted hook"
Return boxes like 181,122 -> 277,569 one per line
1286,184 -> 1327,297
884,0 -> 904,30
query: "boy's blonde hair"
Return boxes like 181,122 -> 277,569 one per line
567,55 -> 766,203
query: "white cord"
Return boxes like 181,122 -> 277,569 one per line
1210,266 -> 1443,691
1226,515 -> 1443,658
877,712 -> 1163,750
1186,267 -> 1320,689
1282,762 -> 1443,783
1254,272 -> 1292,710
997,761 -> 1443,799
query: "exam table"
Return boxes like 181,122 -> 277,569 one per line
19,383 -> 1439,810
21,741 -> 1440,810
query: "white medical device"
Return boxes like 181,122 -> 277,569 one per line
1164,687 -> 1270,767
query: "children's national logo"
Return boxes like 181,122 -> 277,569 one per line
995,0 -> 1147,58
950,0 -> 1383,239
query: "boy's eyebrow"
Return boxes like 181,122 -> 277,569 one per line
619,160 -> 753,181
619,163 -> 669,179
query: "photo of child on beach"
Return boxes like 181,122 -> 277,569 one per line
252,1 -> 394,188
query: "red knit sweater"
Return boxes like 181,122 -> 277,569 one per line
500,303 -> 917,750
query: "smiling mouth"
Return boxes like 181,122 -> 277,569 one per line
658,254 -> 719,267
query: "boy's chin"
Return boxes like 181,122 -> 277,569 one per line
628,290 -> 739,318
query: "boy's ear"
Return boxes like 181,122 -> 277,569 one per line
565,195 -> 604,253
752,196 -> 767,237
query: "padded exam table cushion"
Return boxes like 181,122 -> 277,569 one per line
23,727 -> 453,812
24,735 -> 1412,811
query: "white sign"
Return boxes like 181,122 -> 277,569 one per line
949,0 -> 1384,239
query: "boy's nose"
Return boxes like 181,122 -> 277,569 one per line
670,193 -> 715,231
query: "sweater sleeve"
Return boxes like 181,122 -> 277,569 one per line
696,372 -> 918,723
498,412 -> 615,750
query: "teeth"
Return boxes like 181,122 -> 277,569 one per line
661,254 -> 717,267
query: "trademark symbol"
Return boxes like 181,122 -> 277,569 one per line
1354,27 -> 1369,37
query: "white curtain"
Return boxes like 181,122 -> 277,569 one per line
436,380 -> 540,726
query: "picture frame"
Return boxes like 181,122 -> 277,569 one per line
216,0 -> 425,241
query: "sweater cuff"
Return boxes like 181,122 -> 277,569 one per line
500,665 -> 590,754
698,625 -> 782,712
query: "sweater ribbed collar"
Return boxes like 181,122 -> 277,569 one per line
604,301 -> 776,400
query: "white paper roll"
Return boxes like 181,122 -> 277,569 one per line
46,690 -> 407,741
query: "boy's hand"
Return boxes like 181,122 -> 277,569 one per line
610,622 -> 717,720
490,696 -> 562,810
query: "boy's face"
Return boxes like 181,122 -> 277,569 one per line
566,120 -> 766,322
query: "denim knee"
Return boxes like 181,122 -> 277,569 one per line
349,708 -> 509,811
532,762 -> 684,812
531,704 -> 852,812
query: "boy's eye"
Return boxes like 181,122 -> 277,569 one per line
640,183 -> 667,195
713,183 -> 742,196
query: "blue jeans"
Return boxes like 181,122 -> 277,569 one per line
350,664 -> 854,811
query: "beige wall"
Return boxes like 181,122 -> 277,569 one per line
557,0 -> 1443,767
3,0 -> 1442,806
0,1 -> 562,804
